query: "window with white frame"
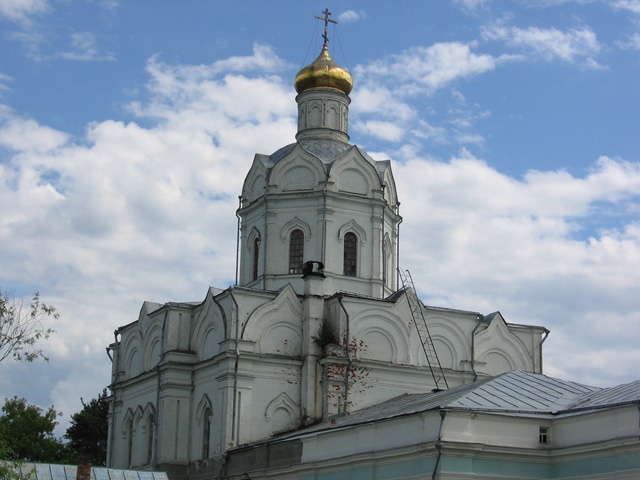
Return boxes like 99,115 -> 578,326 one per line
539,426 -> 550,444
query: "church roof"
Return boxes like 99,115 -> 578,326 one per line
269,139 -> 378,167
319,371 -> 605,428
569,378 -> 640,411
256,371 -> 640,445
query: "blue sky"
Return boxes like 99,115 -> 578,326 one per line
1,0 -> 639,435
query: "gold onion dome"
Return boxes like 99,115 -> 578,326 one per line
294,44 -> 353,95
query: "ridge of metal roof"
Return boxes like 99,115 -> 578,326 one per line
566,378 -> 640,411
231,370 -> 639,451
321,370 -> 600,427
448,370 -> 599,414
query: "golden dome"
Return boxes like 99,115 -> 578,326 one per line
294,45 -> 353,95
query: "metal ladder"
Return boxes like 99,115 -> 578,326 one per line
398,268 -> 449,391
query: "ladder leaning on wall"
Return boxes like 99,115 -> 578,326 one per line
397,268 -> 449,391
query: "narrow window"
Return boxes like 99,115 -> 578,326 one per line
252,238 -> 259,281
343,232 -> 358,277
146,415 -> 154,464
289,229 -> 304,274
539,426 -> 549,444
202,407 -> 212,459
126,420 -> 133,468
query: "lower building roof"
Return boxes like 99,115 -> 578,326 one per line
15,464 -> 169,480
249,370 -> 640,446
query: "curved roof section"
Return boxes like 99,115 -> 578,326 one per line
269,139 -> 379,170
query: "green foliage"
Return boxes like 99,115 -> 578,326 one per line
312,319 -> 338,349
0,290 -> 58,363
0,445 -> 35,480
64,389 -> 109,466
0,438 -> 23,480
0,397 -> 71,464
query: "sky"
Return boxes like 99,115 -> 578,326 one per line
0,0 -> 639,437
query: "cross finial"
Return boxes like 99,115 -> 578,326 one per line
315,8 -> 337,47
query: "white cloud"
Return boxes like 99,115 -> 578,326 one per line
338,10 -> 366,23
0,107 -> 69,152
482,24 -> 604,68
614,0 -> 640,14
351,85 -> 416,121
456,132 -> 485,144
0,0 -> 48,25
350,44 -> 501,146
453,0 -> 491,13
0,46 -> 297,433
208,43 -> 290,75
394,150 -> 640,386
353,120 -> 405,142
58,32 -> 115,61
617,32 -> 640,50
0,37 -> 638,439
356,42 -> 497,93
0,72 -> 12,95
99,0 -> 119,10
2,1 -> 120,62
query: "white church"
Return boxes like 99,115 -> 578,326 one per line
106,14 -> 640,480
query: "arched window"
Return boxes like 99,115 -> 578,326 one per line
289,229 -> 304,274
343,232 -> 358,277
202,406 -> 212,459
252,238 -> 259,281
145,414 -> 154,465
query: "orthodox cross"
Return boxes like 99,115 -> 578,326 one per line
315,8 -> 337,46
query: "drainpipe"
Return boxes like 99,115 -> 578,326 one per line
217,452 -> 227,480
337,294 -> 351,414
186,364 -> 194,480
107,330 -> 120,466
321,178 -> 328,265
381,184 -> 386,298
229,290 -> 241,444
154,306 -> 170,467
432,410 -> 447,480
539,328 -> 550,374
395,202 -> 402,290
263,191 -> 268,290
235,196 -> 242,286
471,314 -> 484,382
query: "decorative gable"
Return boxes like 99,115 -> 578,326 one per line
475,312 -> 533,376
328,150 -> 382,198
241,155 -> 269,203
241,285 -> 304,356
268,144 -> 326,193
